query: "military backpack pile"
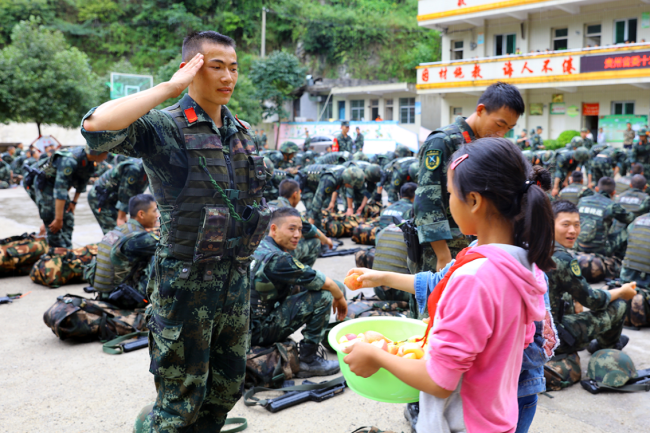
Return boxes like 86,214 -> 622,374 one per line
0,233 -> 47,277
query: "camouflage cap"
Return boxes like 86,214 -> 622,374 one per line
587,349 -> 637,387
342,166 -> 365,189
540,150 -> 555,164
570,136 -> 584,147
574,146 -> 589,162
537,126 -> 543,130
341,120 -> 350,127
279,141 -> 299,154
581,127 -> 589,133
639,128 -> 648,135
408,161 -> 419,183
352,151 -> 369,162
263,156 -> 275,172
364,164 -> 382,183
395,144 -> 412,158
385,151 -> 396,161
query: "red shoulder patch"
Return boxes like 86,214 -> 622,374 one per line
184,107 -> 198,124
235,114 -> 249,129
462,130 -> 471,143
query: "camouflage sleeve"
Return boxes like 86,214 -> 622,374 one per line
53,156 -> 76,200
265,253 -> 326,291
387,172 -> 400,203
301,219 -> 318,239
308,175 -> 336,218
413,134 -> 452,244
554,154 -> 565,181
80,106 -> 179,158
630,146 -> 638,164
116,165 -> 143,213
554,252 -> 611,312
611,202 -> 635,225
114,232 -> 159,262
345,186 -> 354,200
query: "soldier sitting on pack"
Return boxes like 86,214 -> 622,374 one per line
551,142 -> 590,197
617,162 -> 643,195
92,194 -> 159,305
250,207 -> 347,377
619,210 -> 650,327
384,156 -> 417,204
88,158 -> 149,234
547,200 -> 636,355
587,144 -> 625,188
615,174 -> 650,219
0,158 -> 12,189
558,170 -> 594,205
268,179 -> 332,267
277,141 -> 300,174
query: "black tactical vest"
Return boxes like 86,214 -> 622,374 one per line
156,104 -> 270,263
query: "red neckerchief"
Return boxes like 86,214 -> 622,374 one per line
419,247 -> 486,347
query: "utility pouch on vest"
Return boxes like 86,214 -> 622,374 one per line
400,220 -> 422,264
236,205 -> 272,262
23,165 -> 37,190
248,155 -> 267,197
194,205 -> 230,263
34,169 -> 47,191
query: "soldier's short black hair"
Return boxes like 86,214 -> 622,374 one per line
631,163 -> 644,175
400,182 -> 417,199
129,194 -> 156,218
631,174 -> 647,190
552,200 -> 579,217
271,207 -> 301,225
182,31 -> 236,62
279,179 -> 300,199
571,171 -> 583,182
598,176 -> 616,194
477,82 -> 525,116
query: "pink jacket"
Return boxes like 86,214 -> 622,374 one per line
426,245 -> 547,433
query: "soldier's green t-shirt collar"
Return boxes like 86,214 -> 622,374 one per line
178,94 -> 237,137
453,116 -> 476,142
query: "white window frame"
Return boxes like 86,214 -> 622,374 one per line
611,101 -> 635,115
400,98 -> 416,124
494,33 -> 516,56
451,40 -> 464,60
584,23 -> 601,47
614,18 -> 638,44
552,28 -> 568,51
351,100 -> 365,121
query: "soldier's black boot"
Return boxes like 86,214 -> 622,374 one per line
404,402 -> 419,433
297,341 -> 340,378
587,334 -> 629,354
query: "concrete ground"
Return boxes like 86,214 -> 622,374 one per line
0,187 -> 649,433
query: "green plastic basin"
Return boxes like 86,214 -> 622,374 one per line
328,316 -> 427,403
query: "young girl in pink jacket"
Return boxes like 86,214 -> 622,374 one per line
344,137 -> 555,433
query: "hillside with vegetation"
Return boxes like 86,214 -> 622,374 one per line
0,0 -> 440,123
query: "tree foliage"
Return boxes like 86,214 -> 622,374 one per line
0,17 -> 100,134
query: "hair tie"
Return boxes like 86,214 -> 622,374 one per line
522,180 -> 534,194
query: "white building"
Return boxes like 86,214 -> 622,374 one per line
417,0 -> 650,143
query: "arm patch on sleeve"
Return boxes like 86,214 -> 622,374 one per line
425,150 -> 441,170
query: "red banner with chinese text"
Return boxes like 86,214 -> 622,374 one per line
582,103 -> 599,116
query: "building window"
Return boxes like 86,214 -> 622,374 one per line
495,34 -> 516,56
385,99 -> 394,121
338,101 -> 346,120
451,107 -> 463,118
370,99 -> 379,120
451,40 -> 464,60
400,98 -> 416,124
553,28 -> 568,51
612,101 -> 635,115
351,100 -> 365,121
585,24 -> 601,47
615,18 -> 638,44
319,99 -> 332,121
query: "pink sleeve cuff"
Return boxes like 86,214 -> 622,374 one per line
426,355 -> 463,391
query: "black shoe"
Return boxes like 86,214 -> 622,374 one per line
587,334 -> 630,354
404,402 -> 419,433
297,342 -> 340,378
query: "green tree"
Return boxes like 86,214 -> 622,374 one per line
249,51 -> 306,144
0,18 -> 100,135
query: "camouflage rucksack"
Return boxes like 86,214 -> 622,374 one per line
43,294 -> 148,342
323,211 -> 361,238
245,340 -> 300,389
30,244 -> 98,288
577,252 -> 621,283
352,223 -> 380,245
346,293 -> 410,319
544,352 -> 582,391
0,232 -> 47,277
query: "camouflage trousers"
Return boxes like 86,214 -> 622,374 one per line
35,187 -> 74,248
352,223 -> 381,245
142,257 -> 250,433
620,267 -> 650,327
0,180 -> 8,189
250,289 -> 333,346
407,233 -> 470,274
576,252 -> 621,283
290,237 -> 320,268
87,187 -> 118,235
300,191 -> 314,213
556,299 -> 627,354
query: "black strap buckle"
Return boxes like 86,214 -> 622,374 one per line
226,237 -> 241,249
225,189 -> 240,200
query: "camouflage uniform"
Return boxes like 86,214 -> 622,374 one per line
1,151 -> 14,165
576,191 -> 634,256
619,213 -> 650,327
630,138 -> 650,179
616,175 -> 634,195
554,150 -> 584,187
623,129 -> 636,149
336,132 -> 354,153
250,236 -> 332,347
355,132 -> 364,152
268,196 -> 321,268
263,169 -> 287,202
352,198 -> 413,245
384,157 -> 417,203
35,147 -> 96,248
530,132 -> 544,151
588,147 -> 622,184
558,183 -> 594,205
315,151 -> 350,165
82,94 -> 266,433
582,136 -> 595,150
615,188 -> 650,219
305,165 -> 344,231
261,132 -> 268,149
0,159 -> 10,188
94,160 -> 112,178
303,135 -> 311,151
412,116 -> 473,273
88,158 -> 149,234
547,241 -> 627,354
109,220 -> 159,297
10,153 -> 27,177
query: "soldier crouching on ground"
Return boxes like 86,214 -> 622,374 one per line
547,200 -> 636,355
82,31 -> 270,432
250,207 -> 347,377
